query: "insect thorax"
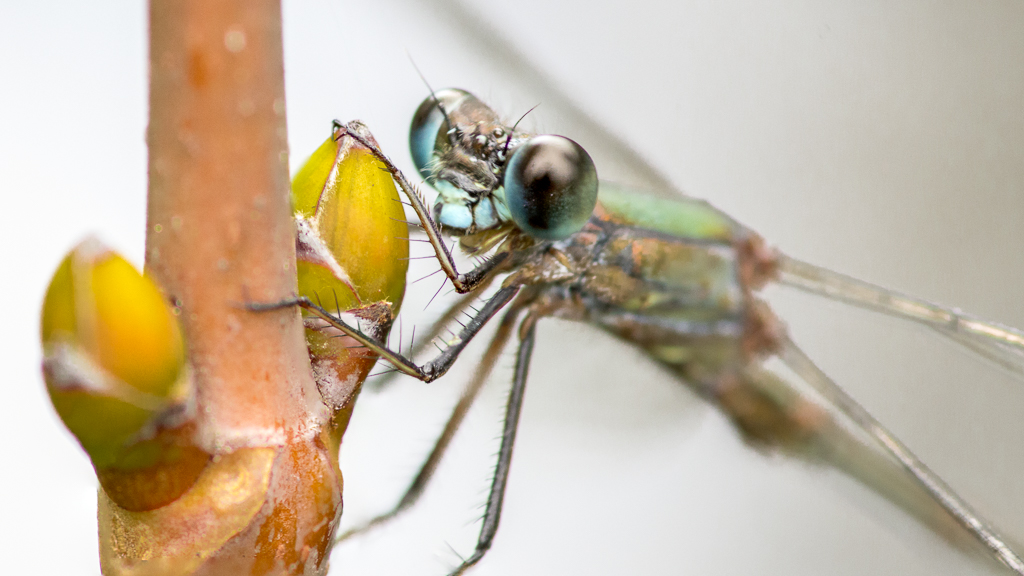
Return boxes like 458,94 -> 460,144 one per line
511,211 -> 781,382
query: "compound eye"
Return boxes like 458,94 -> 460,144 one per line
409,88 -> 470,180
503,135 -> 598,240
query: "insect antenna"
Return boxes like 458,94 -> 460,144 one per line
409,55 -> 460,147
501,103 -> 540,159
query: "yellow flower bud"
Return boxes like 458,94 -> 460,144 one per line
291,122 -> 410,431
292,121 -> 409,314
41,239 -> 186,470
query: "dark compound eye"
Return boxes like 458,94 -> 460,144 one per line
503,135 -> 598,240
409,88 -> 470,181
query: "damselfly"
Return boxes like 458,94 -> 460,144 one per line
278,79 -> 1024,573
278,2 -> 1024,575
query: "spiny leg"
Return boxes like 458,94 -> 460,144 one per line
447,317 -> 537,576
708,362 -> 972,551
778,337 -> 1024,575
331,120 -> 503,294
337,302 -> 523,542
370,275 -> 497,391
248,285 -> 519,383
684,331 -> 1021,565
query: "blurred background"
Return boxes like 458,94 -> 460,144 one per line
3,0 -> 1023,574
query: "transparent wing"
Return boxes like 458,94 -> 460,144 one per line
777,255 -> 1024,379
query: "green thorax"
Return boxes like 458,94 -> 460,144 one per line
595,182 -> 741,242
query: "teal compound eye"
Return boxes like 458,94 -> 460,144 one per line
503,135 -> 598,240
409,88 -> 471,181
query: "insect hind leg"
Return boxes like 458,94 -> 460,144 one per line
335,301 -> 522,542
446,315 -> 538,576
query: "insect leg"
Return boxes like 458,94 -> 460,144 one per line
690,356 -> 1010,565
331,121 -> 501,294
779,337 -> 1024,575
446,316 -> 537,576
370,275 -> 498,391
248,285 -> 519,383
336,301 -> 523,542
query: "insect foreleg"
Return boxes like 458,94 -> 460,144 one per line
332,120 -> 498,294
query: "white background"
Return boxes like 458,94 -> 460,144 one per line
2,1 -> 1023,575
